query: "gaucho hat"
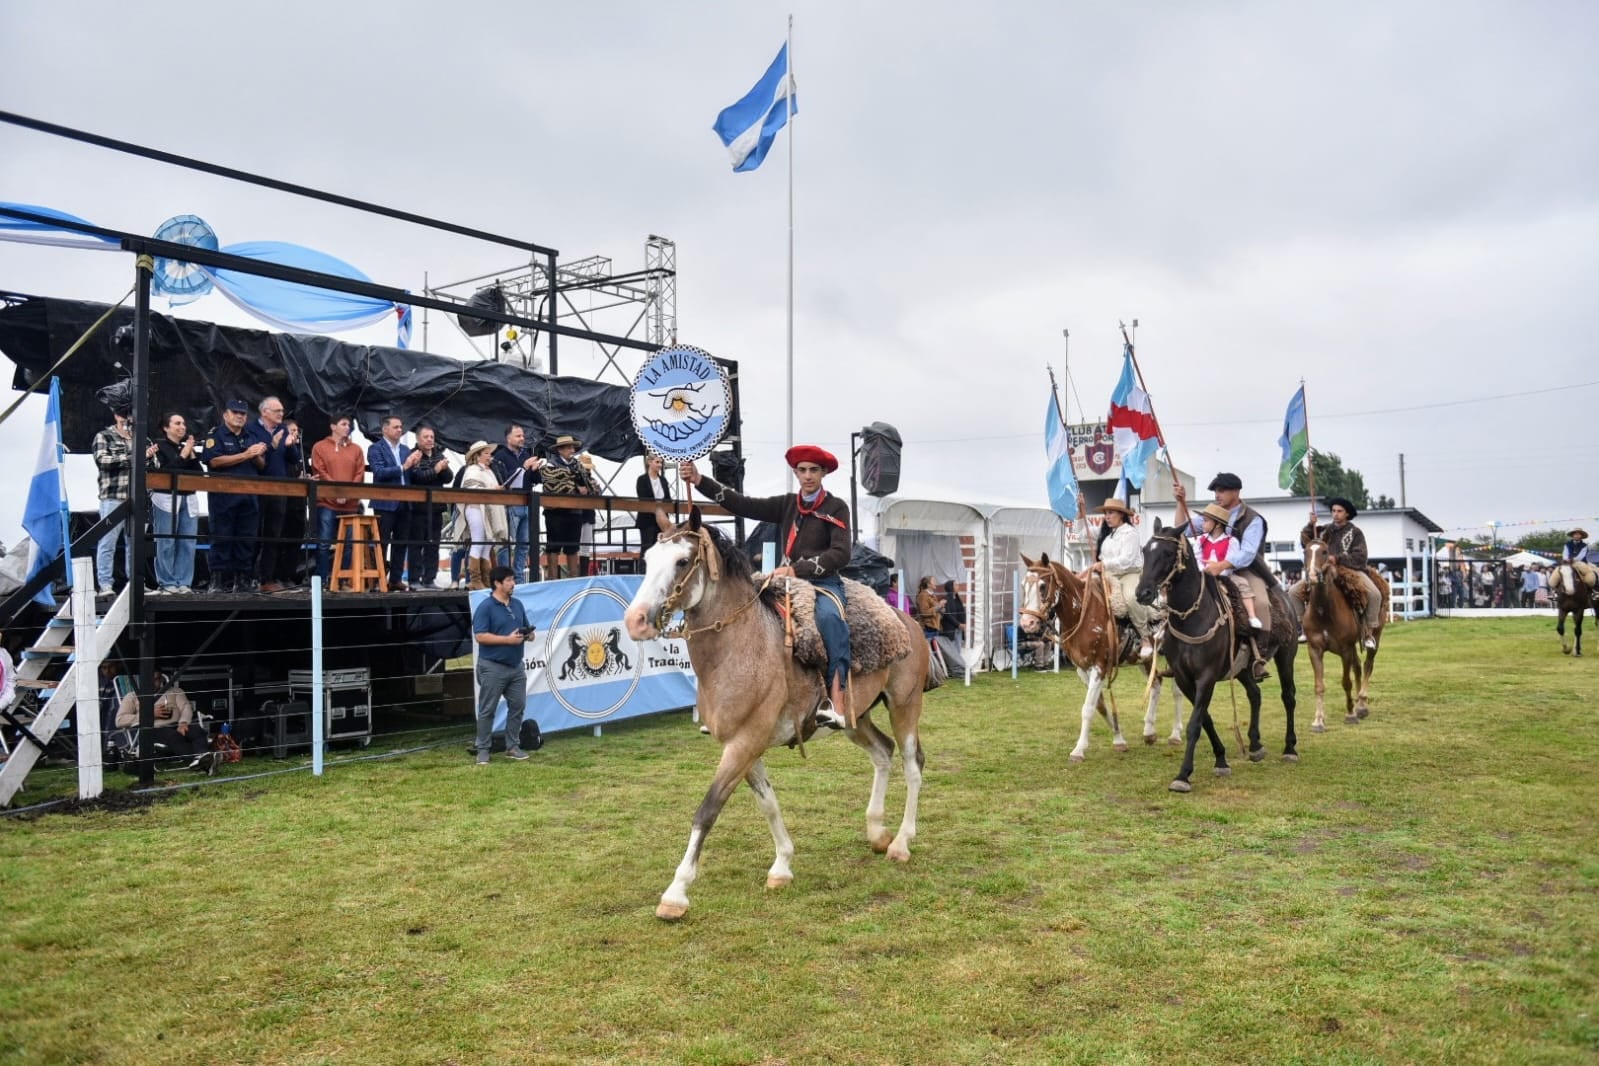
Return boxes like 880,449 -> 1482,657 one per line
1208,472 -> 1243,492
1097,498 -> 1135,517
785,444 -> 838,474
1571,528 -> 1590,540
1200,503 -> 1233,525
1326,496 -> 1358,519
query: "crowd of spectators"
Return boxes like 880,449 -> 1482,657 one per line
93,397 -> 613,596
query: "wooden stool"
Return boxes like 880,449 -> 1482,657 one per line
330,514 -> 388,593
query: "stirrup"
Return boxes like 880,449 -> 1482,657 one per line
813,695 -> 847,730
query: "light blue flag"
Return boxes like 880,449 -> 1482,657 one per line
1045,392 -> 1079,520
23,378 -> 69,607
712,43 -> 797,172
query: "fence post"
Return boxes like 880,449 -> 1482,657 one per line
72,557 -> 103,801
311,574 -> 324,777
1011,569 -> 1020,681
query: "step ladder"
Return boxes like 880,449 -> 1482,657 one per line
0,584 -> 129,807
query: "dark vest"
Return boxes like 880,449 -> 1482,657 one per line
1228,501 -> 1277,584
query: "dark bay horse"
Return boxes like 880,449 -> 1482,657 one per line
623,511 -> 929,921
1019,553 -> 1186,759
1551,563 -> 1598,656
1135,521 -> 1300,793
1301,540 -> 1388,731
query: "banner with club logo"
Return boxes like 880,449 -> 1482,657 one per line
475,575 -> 696,736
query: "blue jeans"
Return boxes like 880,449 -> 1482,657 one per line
316,508 -> 357,581
502,505 -> 530,578
811,574 -> 851,687
95,498 -> 130,588
450,545 -> 468,586
151,502 -> 197,589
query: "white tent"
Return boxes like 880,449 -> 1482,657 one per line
874,490 -> 1087,670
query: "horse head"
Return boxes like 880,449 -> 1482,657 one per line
1305,540 -> 1335,589
625,506 -> 734,640
1136,523 -> 1187,607
1018,553 -> 1061,637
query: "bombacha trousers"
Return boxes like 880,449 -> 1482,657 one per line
810,574 -> 852,687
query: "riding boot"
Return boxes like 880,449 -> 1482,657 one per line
469,558 -> 488,591
815,674 -> 851,731
1249,637 -> 1269,681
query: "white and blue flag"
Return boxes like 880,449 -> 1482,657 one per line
712,43 -> 797,172
23,377 -> 70,607
1045,391 -> 1079,520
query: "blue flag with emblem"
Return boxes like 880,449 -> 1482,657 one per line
1045,391 -> 1079,520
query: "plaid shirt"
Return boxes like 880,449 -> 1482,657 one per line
92,425 -> 134,501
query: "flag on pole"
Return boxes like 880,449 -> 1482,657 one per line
23,377 -> 69,607
712,43 -> 797,172
1044,391 -> 1079,520
1106,345 -> 1160,490
1278,385 -> 1309,489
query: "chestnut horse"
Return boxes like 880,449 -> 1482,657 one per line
1135,522 -> 1300,793
1019,553 -> 1186,760
623,511 -> 929,921
1301,541 -> 1389,731
1551,563 -> 1598,656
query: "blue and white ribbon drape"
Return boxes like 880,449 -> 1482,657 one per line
0,203 -> 411,347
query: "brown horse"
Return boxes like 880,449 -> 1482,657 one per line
1301,540 -> 1389,731
1551,563 -> 1598,656
623,511 -> 930,921
1019,553 -> 1185,760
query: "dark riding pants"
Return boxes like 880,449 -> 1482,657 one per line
810,574 -> 851,687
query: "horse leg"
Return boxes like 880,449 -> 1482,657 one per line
657,741 -> 759,921
744,759 -> 796,889
1201,708 -> 1231,776
878,676 -> 926,863
1557,608 -> 1571,655
1241,674 -> 1266,762
1169,684 -> 1187,746
848,714 -> 898,854
1069,666 -> 1103,763
1142,670 -> 1161,745
1309,644 -> 1329,733
1170,683 -> 1214,792
1099,686 -> 1129,753
1341,652 -> 1359,725
1278,642 -> 1299,762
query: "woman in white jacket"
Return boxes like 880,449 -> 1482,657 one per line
1095,498 -> 1154,661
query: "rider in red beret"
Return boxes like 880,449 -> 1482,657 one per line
681,445 -> 854,728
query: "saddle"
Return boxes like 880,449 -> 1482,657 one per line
758,575 -> 913,675
1217,577 -> 1296,678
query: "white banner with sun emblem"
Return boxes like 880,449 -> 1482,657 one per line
475,575 -> 698,736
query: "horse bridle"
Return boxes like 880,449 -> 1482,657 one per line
1019,565 -> 1062,638
651,526 -> 766,640
1145,528 -> 1206,620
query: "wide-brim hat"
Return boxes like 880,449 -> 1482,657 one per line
1098,498 -> 1135,517
1326,496 -> 1358,519
1208,472 -> 1243,491
464,440 -> 494,463
1199,503 -> 1233,525
785,444 -> 838,474
1571,528 -> 1590,540
553,434 -> 582,450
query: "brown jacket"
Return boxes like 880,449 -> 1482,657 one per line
915,588 -> 943,631
694,477 -> 851,578
117,685 -> 193,729
1301,519 -> 1370,571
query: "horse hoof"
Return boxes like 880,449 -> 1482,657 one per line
1248,748 -> 1266,763
1282,753 -> 1299,763
1069,753 -> 1085,764
868,831 -> 893,853
1143,734 -> 1156,746
765,874 -> 792,890
1344,715 -> 1360,725
1312,723 -> 1326,734
887,844 -> 912,864
1167,737 -> 1182,747
1168,779 -> 1192,793
1562,647 -> 1572,656
655,901 -> 689,921
1114,741 -> 1129,753
1357,707 -> 1369,719
1214,766 -> 1232,777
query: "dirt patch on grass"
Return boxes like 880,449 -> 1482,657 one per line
5,789 -> 170,820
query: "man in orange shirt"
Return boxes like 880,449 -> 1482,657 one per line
310,414 -> 366,583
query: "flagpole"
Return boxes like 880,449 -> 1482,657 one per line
1300,377 -> 1319,516
785,12 -> 795,452
51,379 -> 71,596
1118,320 -> 1175,487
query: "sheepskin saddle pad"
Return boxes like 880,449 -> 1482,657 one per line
758,575 -> 912,675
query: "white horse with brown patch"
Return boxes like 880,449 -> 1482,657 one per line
623,511 -> 930,921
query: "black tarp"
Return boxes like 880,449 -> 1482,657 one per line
0,293 -> 645,459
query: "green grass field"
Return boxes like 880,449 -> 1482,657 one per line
2,618 -> 1595,1065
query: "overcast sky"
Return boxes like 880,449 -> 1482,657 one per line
1,1 -> 1594,548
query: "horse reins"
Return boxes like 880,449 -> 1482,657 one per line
653,527 -> 769,641
1150,530 -> 1231,645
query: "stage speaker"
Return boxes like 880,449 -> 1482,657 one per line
456,283 -> 507,337
859,422 -> 902,497
710,450 -> 745,492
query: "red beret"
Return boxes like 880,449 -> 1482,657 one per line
784,444 -> 838,474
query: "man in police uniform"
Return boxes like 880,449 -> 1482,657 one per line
679,445 -> 855,728
199,399 -> 267,592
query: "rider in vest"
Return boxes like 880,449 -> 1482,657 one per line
1198,501 -> 1269,678
680,445 -> 855,728
1564,528 -> 1597,592
1287,496 -> 1382,650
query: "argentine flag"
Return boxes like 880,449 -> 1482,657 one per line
712,43 -> 796,173
23,378 -> 70,607
1045,392 -> 1079,520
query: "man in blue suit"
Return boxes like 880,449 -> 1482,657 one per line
368,415 -> 419,591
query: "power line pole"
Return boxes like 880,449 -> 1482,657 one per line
1398,453 -> 1407,508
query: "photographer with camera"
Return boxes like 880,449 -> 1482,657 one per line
471,565 -> 538,766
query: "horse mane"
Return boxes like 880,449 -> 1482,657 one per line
703,524 -> 755,585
